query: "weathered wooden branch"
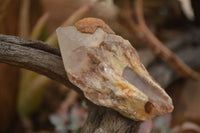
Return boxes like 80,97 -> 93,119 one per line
149,29 -> 200,87
0,34 -> 140,132
0,31 -> 200,132
0,34 -> 80,93
119,0 -> 200,79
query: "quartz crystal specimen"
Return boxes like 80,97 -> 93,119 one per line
56,18 -> 173,120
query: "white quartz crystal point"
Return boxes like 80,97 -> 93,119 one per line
56,25 -> 173,121
56,27 -> 105,75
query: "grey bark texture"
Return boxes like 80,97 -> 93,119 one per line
0,34 -> 140,132
0,29 -> 200,132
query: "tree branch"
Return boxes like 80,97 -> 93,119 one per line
124,0 -> 200,79
149,29 -> 200,87
0,34 -> 140,132
0,32 -> 200,132
0,34 -> 80,93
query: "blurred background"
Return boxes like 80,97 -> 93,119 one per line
0,0 -> 200,133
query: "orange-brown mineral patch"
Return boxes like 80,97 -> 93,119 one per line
145,101 -> 154,114
74,17 -> 115,34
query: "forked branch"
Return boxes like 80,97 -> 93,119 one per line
0,34 -> 140,133
0,33 -> 200,132
124,0 -> 200,79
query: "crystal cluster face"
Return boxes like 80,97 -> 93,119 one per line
56,18 -> 173,120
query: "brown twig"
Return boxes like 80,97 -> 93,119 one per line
0,32 -> 200,132
0,34 -> 140,133
125,0 -> 200,80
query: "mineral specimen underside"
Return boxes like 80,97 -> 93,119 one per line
56,26 -> 173,121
